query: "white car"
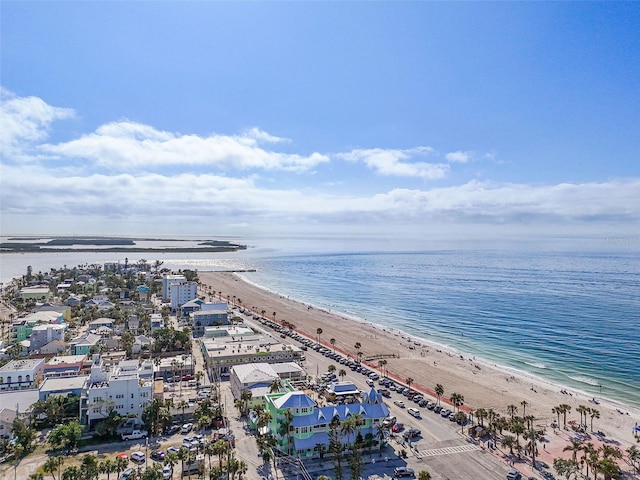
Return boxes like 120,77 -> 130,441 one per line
131,451 -> 145,463
162,465 -> 172,479
181,423 -> 193,433
393,400 -> 405,408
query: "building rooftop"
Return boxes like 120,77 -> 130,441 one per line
0,358 -> 45,372
40,375 -> 89,393
232,363 -> 278,384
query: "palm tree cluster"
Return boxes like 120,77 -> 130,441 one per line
555,441 -> 637,480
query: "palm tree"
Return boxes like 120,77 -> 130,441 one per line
114,456 -> 128,477
418,471 -> 432,480
29,474 -> 45,480
435,384 -> 444,405
316,327 -> 323,343
375,423 -> 387,455
164,452 -> 179,476
240,389 -> 252,416
330,338 -> 336,352
354,342 -> 361,361
44,456 -> 65,480
507,404 -> 518,418
328,364 -> 336,374
501,434 -> 517,455
559,404 -> 572,428
564,439 -> 584,463
377,359 -> 387,377
338,369 -> 347,381
269,378 -> 282,393
475,408 -> 487,427
589,408 -> 600,432
450,392 -> 464,413
405,377 -> 414,392
99,459 -> 117,480
280,409 -> 295,455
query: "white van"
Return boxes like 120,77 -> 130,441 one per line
407,408 -> 421,418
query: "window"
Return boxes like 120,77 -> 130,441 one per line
25,375 -> 30,382
131,393 -> 134,399
18,375 -> 22,383
6,376 -> 11,383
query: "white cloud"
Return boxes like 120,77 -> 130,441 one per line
0,87 -> 74,160
338,147 -> 448,179
39,120 -> 328,172
445,150 -> 472,163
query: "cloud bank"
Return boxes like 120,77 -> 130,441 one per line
1,89 -> 639,237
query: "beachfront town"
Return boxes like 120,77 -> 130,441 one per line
0,262 -> 638,480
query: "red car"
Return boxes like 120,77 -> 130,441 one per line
391,423 -> 404,433
182,375 -> 193,381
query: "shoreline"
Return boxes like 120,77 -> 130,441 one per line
200,270 -> 640,449
237,271 -> 638,411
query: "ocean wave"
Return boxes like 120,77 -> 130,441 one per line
525,361 -> 547,369
569,375 -> 601,386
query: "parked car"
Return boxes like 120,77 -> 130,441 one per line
165,424 -> 180,435
181,423 -> 193,433
507,469 -> 522,480
391,423 -> 405,432
162,465 -> 172,480
131,451 -> 145,463
151,450 -> 166,461
393,400 -> 405,408
121,429 -> 148,441
119,468 -> 134,480
120,468 -> 134,479
407,407 -> 421,418
394,467 -> 415,477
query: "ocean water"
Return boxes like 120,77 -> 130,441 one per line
239,249 -> 640,408
1,239 -> 639,407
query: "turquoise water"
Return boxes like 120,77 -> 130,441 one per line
2,241 -> 639,407
240,249 -> 640,407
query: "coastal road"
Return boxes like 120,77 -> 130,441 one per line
241,312 -> 518,480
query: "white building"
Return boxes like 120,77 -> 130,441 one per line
162,274 -> 198,310
0,358 -> 45,391
82,355 -> 153,428
169,282 -> 198,310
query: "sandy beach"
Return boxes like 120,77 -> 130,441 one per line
200,271 -> 640,452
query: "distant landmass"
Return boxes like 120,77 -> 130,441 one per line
0,236 -> 246,253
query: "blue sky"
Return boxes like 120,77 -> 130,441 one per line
1,2 -> 639,244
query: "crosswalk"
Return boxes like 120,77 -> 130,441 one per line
415,443 -> 481,459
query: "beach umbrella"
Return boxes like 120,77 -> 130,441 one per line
633,425 -> 640,432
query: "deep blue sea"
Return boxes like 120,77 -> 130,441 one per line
1,237 -> 639,407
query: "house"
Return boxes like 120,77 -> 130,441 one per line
127,315 -> 140,334
180,298 -> 204,318
70,332 -> 102,355
0,358 -> 45,391
64,295 -> 82,307
132,335 -> 152,354
0,408 -> 18,439
29,323 -> 66,351
33,304 -> 71,322
230,363 -> 280,400
40,339 -> 67,355
19,286 -> 52,302
43,355 -> 86,378
149,313 -> 164,332
88,318 -> 115,330
39,375 -> 88,401
191,302 -> 229,336
136,284 -> 150,301
263,387 -> 390,458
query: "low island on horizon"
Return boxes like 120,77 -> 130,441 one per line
0,236 -> 247,254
